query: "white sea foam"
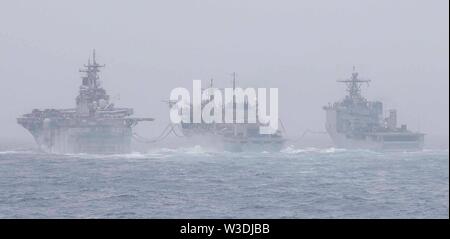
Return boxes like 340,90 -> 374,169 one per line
0,150 -> 21,154
0,150 -> 35,155
280,146 -> 348,154
145,145 -> 219,157
2,146 -> 447,159
319,147 -> 348,154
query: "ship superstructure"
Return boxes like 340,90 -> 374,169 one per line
323,69 -> 424,151
17,51 -> 153,154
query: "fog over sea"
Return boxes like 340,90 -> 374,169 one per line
0,140 -> 448,219
0,0 -> 448,220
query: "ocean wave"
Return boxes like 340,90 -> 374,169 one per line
0,151 -> 22,155
63,152 -> 169,160
280,146 -> 349,154
0,150 -> 37,155
280,146 -> 316,154
60,145 -> 218,160
2,146 -> 447,159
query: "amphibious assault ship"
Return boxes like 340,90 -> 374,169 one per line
17,51 -> 153,154
323,69 -> 424,151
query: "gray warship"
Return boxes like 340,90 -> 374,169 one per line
323,69 -> 424,151
17,51 -> 153,154
176,78 -> 285,152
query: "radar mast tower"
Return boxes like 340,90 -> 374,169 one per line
337,66 -> 370,99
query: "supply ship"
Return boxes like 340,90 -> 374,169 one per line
17,51 -> 153,154
323,69 -> 424,151
174,77 -> 285,152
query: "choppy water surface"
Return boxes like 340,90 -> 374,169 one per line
0,146 -> 448,218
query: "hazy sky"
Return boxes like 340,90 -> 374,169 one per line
0,0 -> 448,145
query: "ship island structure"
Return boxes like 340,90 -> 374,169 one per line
17,51 -> 153,154
323,69 -> 424,151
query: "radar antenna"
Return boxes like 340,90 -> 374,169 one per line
79,49 -> 105,89
337,67 -> 370,99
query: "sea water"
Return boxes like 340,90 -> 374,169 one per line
0,146 -> 448,218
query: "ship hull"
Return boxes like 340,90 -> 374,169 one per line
326,131 -> 424,151
26,126 -> 132,154
181,124 -> 286,152
325,109 -> 425,151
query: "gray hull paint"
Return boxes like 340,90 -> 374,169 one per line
326,109 -> 424,151
27,125 -> 132,154
324,70 -> 424,151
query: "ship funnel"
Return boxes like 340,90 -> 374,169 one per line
387,109 -> 397,130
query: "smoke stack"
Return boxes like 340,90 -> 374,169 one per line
387,109 -> 397,130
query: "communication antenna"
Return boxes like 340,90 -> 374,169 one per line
79,49 -> 105,89
337,67 -> 370,99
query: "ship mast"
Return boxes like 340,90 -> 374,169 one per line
76,50 -> 108,116
79,49 -> 105,89
338,67 -> 370,99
